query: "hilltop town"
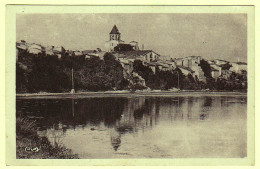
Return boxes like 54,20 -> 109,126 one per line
16,25 -> 247,93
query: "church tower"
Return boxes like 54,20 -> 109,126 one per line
105,25 -> 124,52
110,25 -> 121,41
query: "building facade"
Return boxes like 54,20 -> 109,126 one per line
174,56 -> 206,81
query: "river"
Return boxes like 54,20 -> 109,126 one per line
16,95 -> 247,158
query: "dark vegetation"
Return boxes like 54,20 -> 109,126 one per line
16,52 -> 128,93
199,59 -> 212,78
114,44 -> 134,51
199,59 -> 247,91
16,117 -> 79,159
132,60 -> 198,90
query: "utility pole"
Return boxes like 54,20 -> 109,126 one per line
177,71 -> 179,90
71,68 -> 75,93
173,70 -> 180,90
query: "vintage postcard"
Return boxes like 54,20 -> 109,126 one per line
5,5 -> 255,166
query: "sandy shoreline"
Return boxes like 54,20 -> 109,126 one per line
16,91 -> 247,99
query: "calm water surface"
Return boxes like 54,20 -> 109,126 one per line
16,96 -> 247,158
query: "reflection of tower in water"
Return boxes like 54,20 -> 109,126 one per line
109,97 -> 146,151
110,134 -> 121,151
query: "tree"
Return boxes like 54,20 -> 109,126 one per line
114,44 -> 134,51
103,53 -> 127,89
220,62 -> 232,70
133,60 -> 157,89
16,51 -> 128,93
199,59 -> 212,78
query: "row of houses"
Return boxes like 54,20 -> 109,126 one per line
109,50 -> 206,82
16,40 -> 106,60
16,40 -> 65,58
106,25 -> 248,81
115,50 -> 247,82
208,59 -> 247,79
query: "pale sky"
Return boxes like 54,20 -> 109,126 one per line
16,14 -> 247,62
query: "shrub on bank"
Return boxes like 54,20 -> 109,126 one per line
16,117 -> 79,159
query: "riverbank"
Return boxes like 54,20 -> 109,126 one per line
16,117 -> 79,159
16,90 -> 247,99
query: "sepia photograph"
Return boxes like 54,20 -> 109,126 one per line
4,5 -> 255,166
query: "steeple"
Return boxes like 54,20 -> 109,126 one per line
110,25 -> 120,34
109,25 -> 121,41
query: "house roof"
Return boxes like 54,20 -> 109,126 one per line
82,50 -> 96,55
119,59 -> 130,64
214,59 -> 228,62
86,51 -> 106,58
162,60 -> 176,65
174,56 -> 201,61
210,66 -> 219,71
16,43 -> 27,50
110,25 -> 120,34
52,46 -> 64,53
113,50 -> 159,59
65,50 -> 74,55
177,65 -> 194,73
147,62 -> 162,66
235,62 -> 247,65
174,57 -> 184,61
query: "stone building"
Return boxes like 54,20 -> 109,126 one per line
210,67 -> 220,79
129,41 -> 139,50
208,61 -> 222,77
213,59 -> 228,65
175,56 -> 201,68
113,50 -> 160,63
46,46 -> 65,58
174,56 -> 206,81
230,62 -> 247,73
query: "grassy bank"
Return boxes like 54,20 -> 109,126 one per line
16,117 -> 79,159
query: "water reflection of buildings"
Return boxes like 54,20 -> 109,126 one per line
86,95 -> 247,153
115,97 -> 159,132
18,96 -> 247,155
